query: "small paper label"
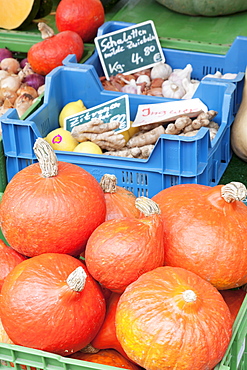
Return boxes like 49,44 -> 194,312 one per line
64,95 -> 130,133
132,98 -> 208,127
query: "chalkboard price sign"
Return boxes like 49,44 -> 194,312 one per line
64,95 -> 130,133
95,20 -> 165,79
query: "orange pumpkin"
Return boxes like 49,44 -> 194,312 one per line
116,266 -> 232,370
28,22 -> 84,75
0,139 -> 106,257
70,349 -> 142,369
152,182 -> 247,290
91,292 -> 129,359
56,0 -> 105,43
219,288 -> 246,324
100,174 -> 141,221
0,240 -> 26,291
0,253 -> 106,356
85,197 -> 164,293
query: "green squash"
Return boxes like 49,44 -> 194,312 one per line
155,0 -> 247,16
35,0 -> 53,19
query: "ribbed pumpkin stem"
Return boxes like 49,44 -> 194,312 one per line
33,138 -> 58,178
66,266 -> 87,292
221,182 -> 247,203
135,196 -> 161,216
38,22 -> 55,40
100,174 -> 117,193
182,289 -> 197,303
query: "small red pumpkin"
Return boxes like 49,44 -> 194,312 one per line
56,0 -> 105,43
100,174 -> 141,221
116,266 -> 232,370
85,197 -> 165,293
28,22 -> 84,75
0,240 -> 26,291
70,349 -> 142,370
152,182 -> 247,290
0,253 -> 106,356
0,139 -> 106,257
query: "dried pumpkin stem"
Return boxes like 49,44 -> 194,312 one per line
221,182 -> 247,203
33,138 -> 58,178
80,344 -> 100,354
182,289 -> 197,303
66,266 -> 87,292
38,22 -> 55,40
100,174 -> 117,193
135,196 -> 161,216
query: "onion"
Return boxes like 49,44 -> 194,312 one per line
0,70 -> 9,82
0,75 -> 21,92
23,73 -> 45,91
0,48 -> 13,62
0,58 -> 20,74
20,58 -> 28,69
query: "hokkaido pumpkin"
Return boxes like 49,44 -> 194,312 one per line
56,0 -> 105,43
70,349 -> 142,369
0,253 -> 106,356
152,182 -> 247,290
155,0 -> 247,16
91,292 -> 131,360
85,197 -> 164,293
28,22 -> 84,75
0,240 -> 26,291
100,174 -> 141,221
0,138 -> 106,257
116,266 -> 232,370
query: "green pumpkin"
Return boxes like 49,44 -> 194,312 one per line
155,0 -> 247,16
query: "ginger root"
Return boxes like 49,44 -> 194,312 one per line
71,118 -> 126,151
105,144 -> 155,159
127,125 -> 165,148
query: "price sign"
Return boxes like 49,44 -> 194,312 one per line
64,95 -> 130,133
94,20 -> 165,79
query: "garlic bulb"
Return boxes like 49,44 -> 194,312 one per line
221,73 -> 238,79
162,80 -> 186,99
136,74 -> 151,86
202,71 -> 222,79
150,62 -> 172,80
182,78 -> 200,99
169,64 -> 193,85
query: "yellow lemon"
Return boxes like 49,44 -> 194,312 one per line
45,128 -> 78,151
73,141 -> 103,155
59,100 -> 87,128
128,121 -> 139,138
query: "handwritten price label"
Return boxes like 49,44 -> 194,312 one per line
94,20 -> 165,79
132,98 -> 208,127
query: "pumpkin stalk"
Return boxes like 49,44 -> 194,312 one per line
221,182 -> 247,203
135,196 -> 161,216
33,138 -> 58,178
66,266 -> 87,292
182,289 -> 197,303
38,22 -> 55,40
100,174 -> 117,193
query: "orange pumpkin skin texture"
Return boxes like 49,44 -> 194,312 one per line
100,174 -> 141,221
115,266 -> 232,370
28,29 -> 84,75
56,0 -> 105,43
70,349 -> 142,369
85,207 -> 165,293
219,288 -> 246,324
0,161 -> 106,257
0,240 -> 26,291
0,253 -> 106,356
152,183 -> 247,290
91,292 -> 131,361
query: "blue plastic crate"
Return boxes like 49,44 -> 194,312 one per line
65,21 -> 246,116
0,64 -> 235,198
